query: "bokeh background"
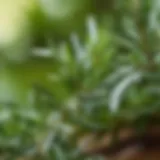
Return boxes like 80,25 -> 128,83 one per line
0,0 -> 159,159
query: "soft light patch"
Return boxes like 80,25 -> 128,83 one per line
40,0 -> 81,20
0,0 -> 36,46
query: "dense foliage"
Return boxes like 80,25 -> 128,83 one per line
0,0 -> 160,159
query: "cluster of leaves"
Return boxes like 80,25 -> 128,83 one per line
0,0 -> 160,159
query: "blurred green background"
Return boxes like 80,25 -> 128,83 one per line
0,0 -> 160,159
